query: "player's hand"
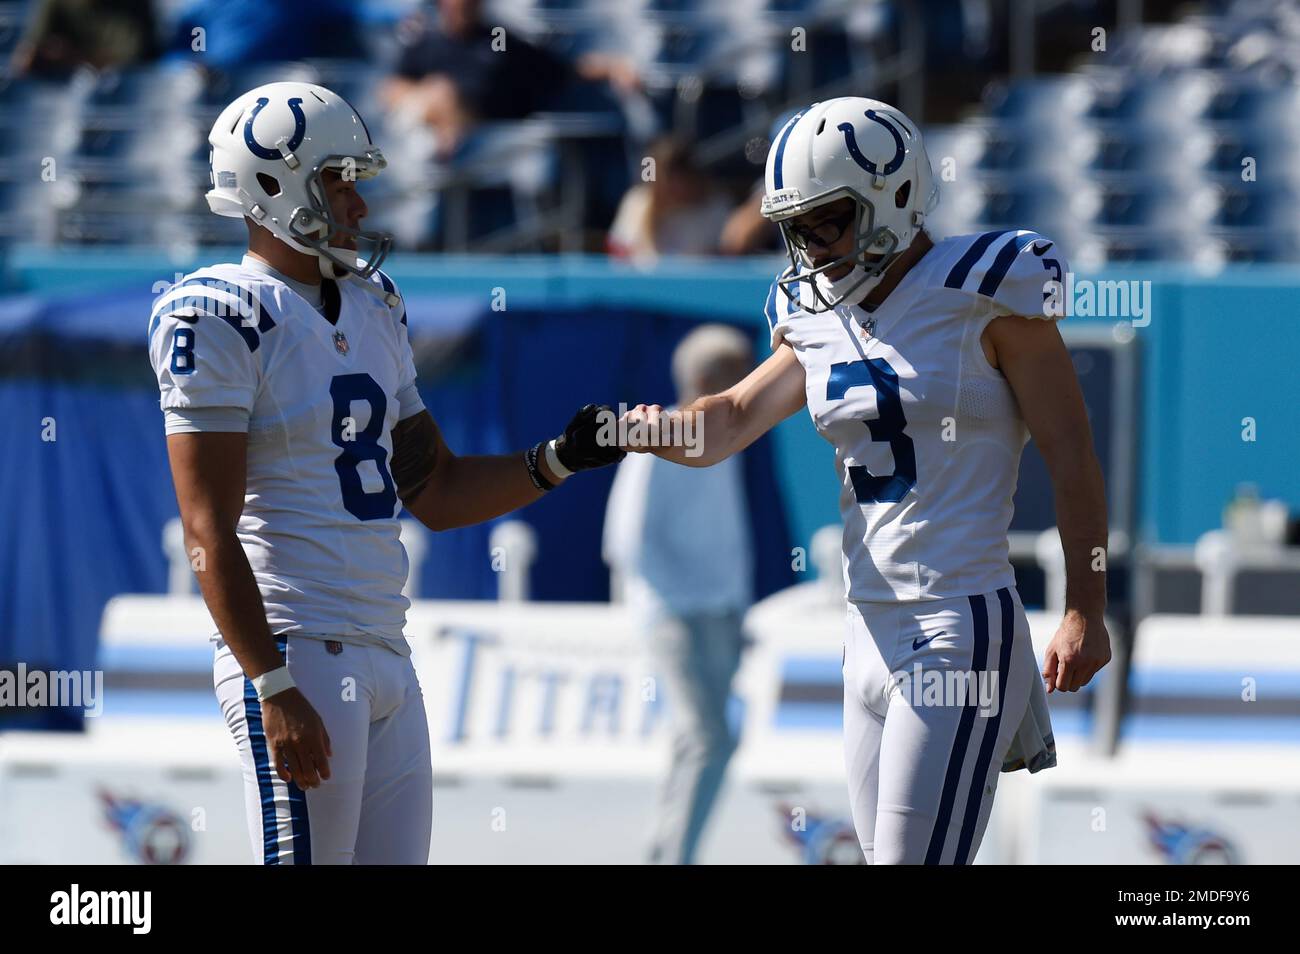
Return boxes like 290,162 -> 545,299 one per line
618,403 -> 681,453
1042,611 -> 1111,693
261,687 -> 333,789
553,403 -> 626,471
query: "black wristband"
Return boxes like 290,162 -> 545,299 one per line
524,441 -> 556,491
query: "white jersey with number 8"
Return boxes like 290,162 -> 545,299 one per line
148,260 -> 422,650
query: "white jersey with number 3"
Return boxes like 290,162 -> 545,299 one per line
767,229 -> 1067,603
148,261 -> 422,647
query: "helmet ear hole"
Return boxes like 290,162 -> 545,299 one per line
256,173 -> 282,198
894,180 -> 912,209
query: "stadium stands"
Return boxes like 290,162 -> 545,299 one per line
1,0 -> 1296,259
928,2 -> 1300,264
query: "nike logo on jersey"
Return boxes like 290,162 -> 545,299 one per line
1031,241 -> 1054,256
912,631 -> 947,650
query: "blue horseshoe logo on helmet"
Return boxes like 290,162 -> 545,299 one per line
244,97 -> 307,160
837,109 -> 906,176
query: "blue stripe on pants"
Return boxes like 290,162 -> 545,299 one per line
243,634 -> 310,864
244,676 -> 281,865
924,593 -> 990,864
953,587 -> 1015,864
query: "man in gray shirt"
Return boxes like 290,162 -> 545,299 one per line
603,324 -> 755,864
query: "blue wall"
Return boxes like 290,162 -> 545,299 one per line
1117,265 -> 1300,544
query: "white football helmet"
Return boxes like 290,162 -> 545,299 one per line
206,82 -> 396,302
761,97 -> 938,312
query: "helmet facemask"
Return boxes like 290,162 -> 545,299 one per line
284,151 -> 393,284
773,187 -> 903,314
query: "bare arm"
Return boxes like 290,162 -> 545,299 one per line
167,432 -> 279,677
391,410 -> 567,532
620,342 -> 807,466
166,431 -> 331,786
985,315 -> 1112,691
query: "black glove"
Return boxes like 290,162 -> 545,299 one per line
553,403 -> 626,472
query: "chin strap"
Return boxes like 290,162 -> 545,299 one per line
338,269 -> 400,308
815,263 -> 876,308
316,247 -> 400,308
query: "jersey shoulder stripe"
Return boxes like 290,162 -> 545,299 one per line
942,229 -> 1013,290
942,229 -> 1049,299
977,231 -> 1047,298
368,267 -> 407,325
939,229 -> 1064,321
148,276 -> 277,352
764,265 -> 806,342
763,276 -> 781,337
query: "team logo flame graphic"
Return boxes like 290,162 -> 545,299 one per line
99,789 -> 191,865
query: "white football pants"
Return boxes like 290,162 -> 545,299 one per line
214,634 -> 433,864
842,586 -> 1036,864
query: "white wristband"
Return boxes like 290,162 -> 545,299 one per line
252,665 -> 296,702
544,438 -> 573,479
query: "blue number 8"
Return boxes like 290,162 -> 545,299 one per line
826,357 -> 916,503
330,373 -> 398,521
170,328 -> 196,375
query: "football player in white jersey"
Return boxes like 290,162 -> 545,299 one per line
149,82 -> 623,864
619,97 -> 1111,864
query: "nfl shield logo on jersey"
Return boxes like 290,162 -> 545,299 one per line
333,330 -> 349,355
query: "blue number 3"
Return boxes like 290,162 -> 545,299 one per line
330,373 -> 398,521
826,358 -> 916,503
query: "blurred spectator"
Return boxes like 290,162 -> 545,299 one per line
602,324 -> 755,865
719,182 -> 782,256
607,137 -> 733,262
10,0 -> 158,78
382,0 -> 640,159
163,0 -> 365,70
719,109 -> 800,256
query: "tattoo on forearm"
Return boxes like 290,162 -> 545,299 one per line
391,411 -> 440,505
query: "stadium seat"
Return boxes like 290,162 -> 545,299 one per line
982,75 -> 1101,129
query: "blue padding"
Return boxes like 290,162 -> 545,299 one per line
1121,715 -> 1300,744
780,656 -> 842,683
773,702 -> 842,730
99,643 -> 216,673
1130,668 -> 1300,697
99,691 -> 220,718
